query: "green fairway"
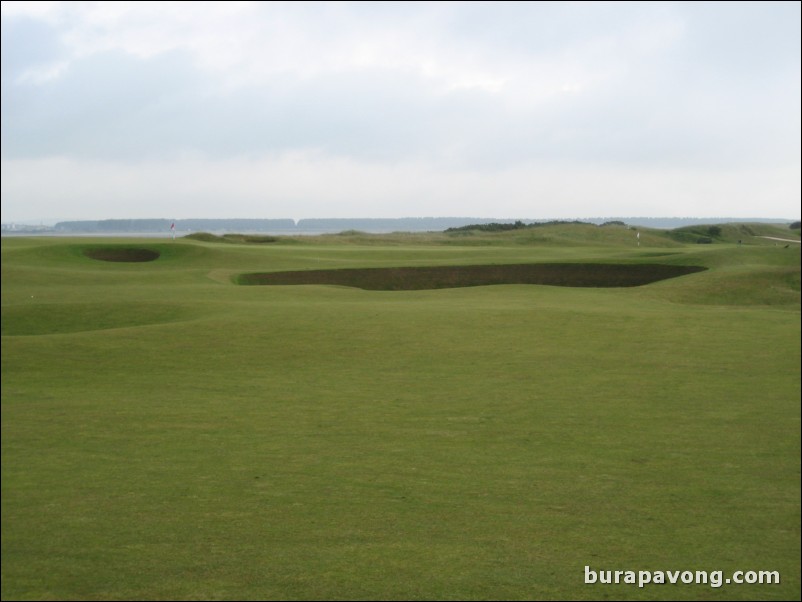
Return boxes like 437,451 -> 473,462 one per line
2,225 -> 800,600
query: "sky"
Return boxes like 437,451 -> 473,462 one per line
1,1 -> 800,223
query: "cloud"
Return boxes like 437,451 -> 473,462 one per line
1,1 -> 799,220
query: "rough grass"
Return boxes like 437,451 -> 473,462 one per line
668,223 -> 802,245
2,228 -> 799,601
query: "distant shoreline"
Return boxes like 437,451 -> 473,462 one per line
2,216 -> 796,236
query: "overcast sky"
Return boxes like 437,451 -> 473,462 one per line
1,1 -> 800,223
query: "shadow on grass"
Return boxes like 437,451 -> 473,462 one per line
237,263 -> 707,290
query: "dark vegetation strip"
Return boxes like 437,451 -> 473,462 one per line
238,263 -> 707,290
83,247 -> 161,262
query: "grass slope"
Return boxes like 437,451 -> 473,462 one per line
2,228 -> 800,600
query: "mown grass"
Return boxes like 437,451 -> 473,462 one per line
2,227 -> 799,600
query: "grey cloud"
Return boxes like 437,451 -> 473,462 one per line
2,35 -> 797,173
2,45 -> 482,163
3,49 -> 201,159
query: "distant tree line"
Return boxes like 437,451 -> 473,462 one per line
54,219 -> 297,233
55,219 -> 174,232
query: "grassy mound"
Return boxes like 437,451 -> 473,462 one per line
1,302 -> 189,336
238,263 -> 706,290
668,222 -> 801,245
